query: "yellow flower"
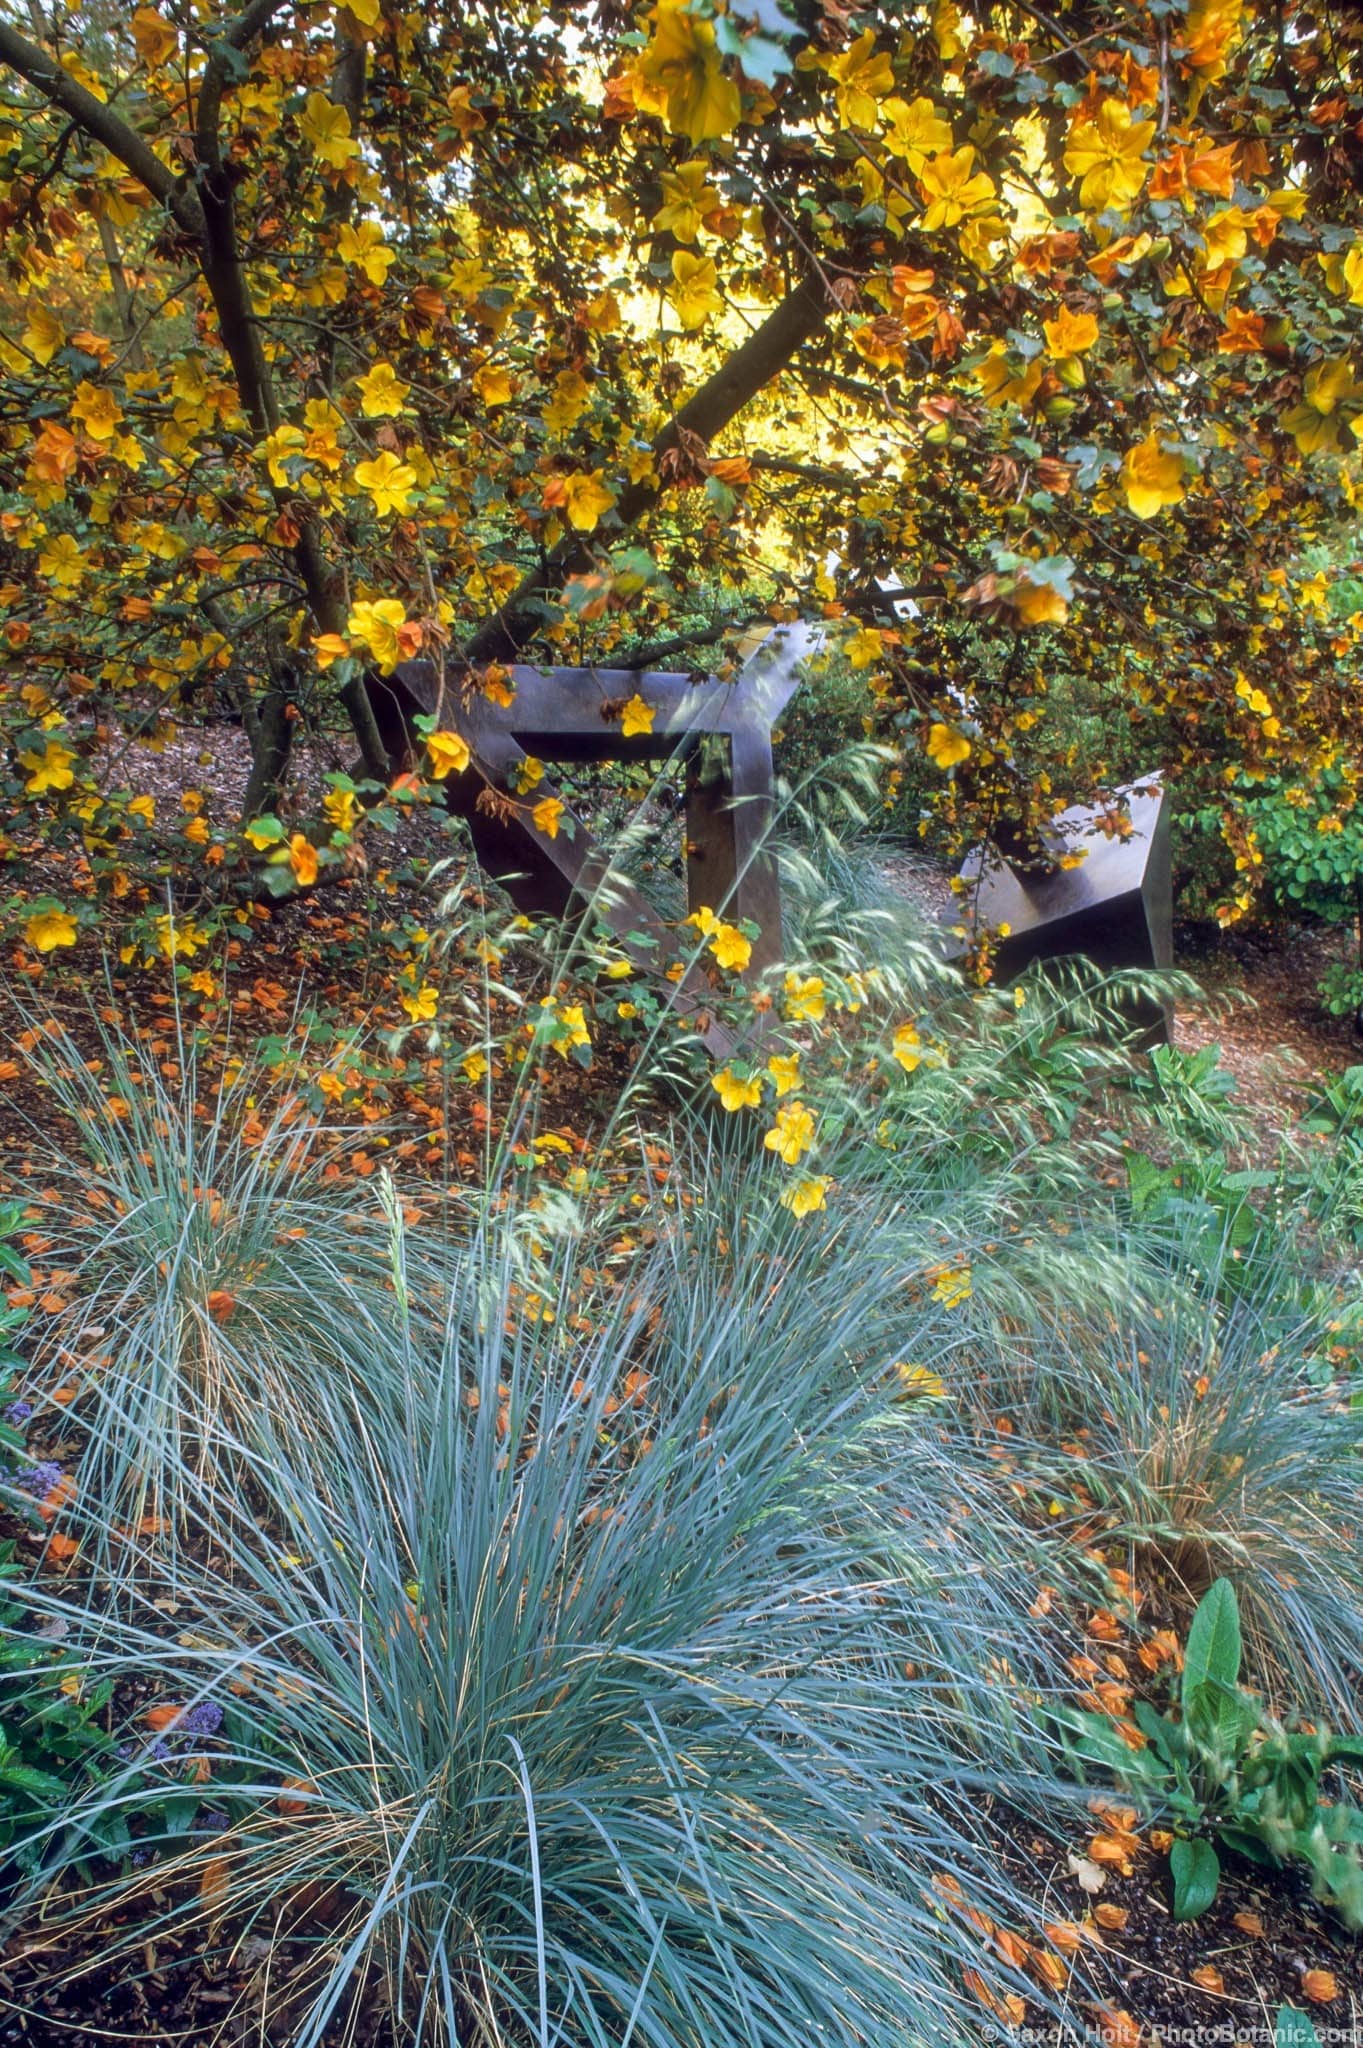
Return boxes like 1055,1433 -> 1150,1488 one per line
892,1021 -> 923,1071
155,914 -> 206,960
1282,357 -> 1363,456
554,1004 -> 591,1056
669,250 -> 724,330
474,362 -> 514,406
462,1049 -> 489,1083
1042,307 -> 1099,358
767,1052 -> 801,1097
829,30 -> 896,129
652,160 -> 721,243
926,722 -> 971,769
261,424 -> 306,486
1063,100 -> 1156,214
1120,433 -> 1187,518
709,922 -> 751,973
299,91 -> 359,171
1235,674 -> 1274,719
976,344 -> 1042,409
354,362 -> 411,416
781,1175 -> 830,1219
930,1264 -> 972,1308
324,788 -> 360,834
764,1100 -> 816,1166
1340,243 -> 1363,308
637,0 -> 741,144
1199,205 -> 1251,275
562,470 -> 617,532
20,740 -> 76,794
1012,575 -> 1069,626
70,380 -> 121,441
352,450 -> 418,517
783,972 -> 826,1023
348,597 -> 409,674
917,148 -> 995,232
881,95 -> 952,172
620,693 -> 656,738
844,626 -> 883,669
532,795 -> 564,839
338,220 -> 394,284
22,302 -> 63,366
288,835 -> 319,887
244,817 -> 282,850
427,730 -> 472,779
894,1362 -> 946,1398
400,982 -> 439,1023
37,534 -> 85,588
131,3 -> 181,64
1184,0 -> 1244,81
712,1066 -> 762,1112
24,907 -> 78,953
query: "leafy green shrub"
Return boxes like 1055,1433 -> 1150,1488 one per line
1245,767 -> 1363,932
1236,766 -> 1363,1014
1057,1580 -> 1363,1925
10,1157 -> 1086,2047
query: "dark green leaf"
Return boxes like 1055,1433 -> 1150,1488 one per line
1170,1836 -> 1220,1920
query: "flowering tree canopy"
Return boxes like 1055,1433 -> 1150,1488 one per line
1,0 -> 1362,923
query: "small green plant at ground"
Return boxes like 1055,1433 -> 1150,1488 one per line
0,1553 -> 121,1879
1056,1580 -> 1363,1926
1125,1041 -> 1249,1156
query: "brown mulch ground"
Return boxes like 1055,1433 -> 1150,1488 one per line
1172,919 -> 1360,1134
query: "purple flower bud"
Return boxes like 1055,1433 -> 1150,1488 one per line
195,1810 -> 230,1833
4,1401 -> 33,1425
180,1701 -> 223,1737
14,1459 -> 62,1498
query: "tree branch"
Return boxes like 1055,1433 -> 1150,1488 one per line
196,0 -> 289,170
0,18 -> 202,233
616,611 -> 775,670
460,274 -> 830,665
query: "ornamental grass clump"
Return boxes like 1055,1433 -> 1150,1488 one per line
972,1211 -> 1363,1723
8,1006 -> 451,1562
11,1166 -> 1086,2047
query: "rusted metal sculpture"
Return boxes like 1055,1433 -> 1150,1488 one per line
388,625 -> 1171,1043
389,624 -> 815,1035
948,776 -> 1174,1039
